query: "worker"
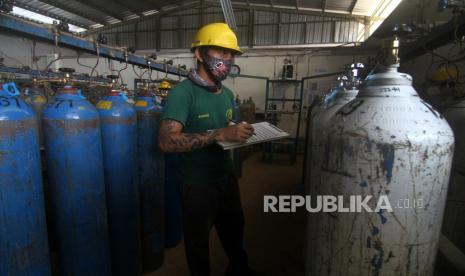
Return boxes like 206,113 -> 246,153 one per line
157,80 -> 172,104
158,23 -> 258,276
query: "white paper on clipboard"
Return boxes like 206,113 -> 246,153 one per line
217,122 -> 289,150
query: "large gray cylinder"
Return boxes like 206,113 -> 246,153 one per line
308,87 -> 358,193
308,66 -> 454,276
305,86 -> 358,274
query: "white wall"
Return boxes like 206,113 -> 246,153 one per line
0,33 -> 76,70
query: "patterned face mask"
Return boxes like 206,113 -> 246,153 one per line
201,53 -> 233,82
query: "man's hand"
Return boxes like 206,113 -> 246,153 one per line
159,119 -> 254,153
218,123 -> 254,143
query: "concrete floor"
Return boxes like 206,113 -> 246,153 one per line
146,153 -> 306,276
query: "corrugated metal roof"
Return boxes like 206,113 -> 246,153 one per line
353,0 -> 382,15
176,8 -> 201,15
182,29 -> 197,48
297,0 -> 328,10
235,11 -> 249,25
325,0 -> 354,13
161,16 -> 179,29
8,0 -> 392,30
160,30 -> 177,48
6,0 -> 400,49
14,0 -> 121,26
247,0 -> 272,5
14,0 -> 97,27
180,14 -> 200,28
204,11 -> 227,24
254,24 -> 278,45
255,11 -> 278,24
236,26 -> 248,46
3,0 -> 333,30
9,6 -> 88,32
91,6 -> 362,50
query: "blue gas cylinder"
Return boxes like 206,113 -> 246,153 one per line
42,85 -> 111,276
158,92 -> 183,248
96,89 -> 141,275
162,95 -> 183,249
0,82 -> 51,276
134,91 -> 165,272
24,83 -> 48,148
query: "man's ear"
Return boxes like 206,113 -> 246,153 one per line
194,48 -> 204,63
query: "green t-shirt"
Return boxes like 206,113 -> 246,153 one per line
161,79 -> 235,184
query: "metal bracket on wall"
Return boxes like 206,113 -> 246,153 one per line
0,13 -> 188,77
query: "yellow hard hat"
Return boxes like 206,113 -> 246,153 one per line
191,23 -> 242,54
159,80 -> 172,89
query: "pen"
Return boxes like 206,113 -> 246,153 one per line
228,119 -> 256,136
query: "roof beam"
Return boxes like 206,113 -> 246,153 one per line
13,2 -> 90,28
86,1 -> 201,34
349,0 -> 358,14
131,0 -> 161,10
112,0 -> 144,17
143,0 -> 162,10
206,1 -> 366,20
113,0 -> 159,17
144,0 -> 183,10
73,0 -> 126,21
28,0 -> 107,25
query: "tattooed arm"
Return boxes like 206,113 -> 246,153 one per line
158,119 -> 254,153
158,119 -> 220,152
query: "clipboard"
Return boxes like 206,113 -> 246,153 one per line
217,122 -> 290,150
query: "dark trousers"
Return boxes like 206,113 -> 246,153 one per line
181,174 -> 249,276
